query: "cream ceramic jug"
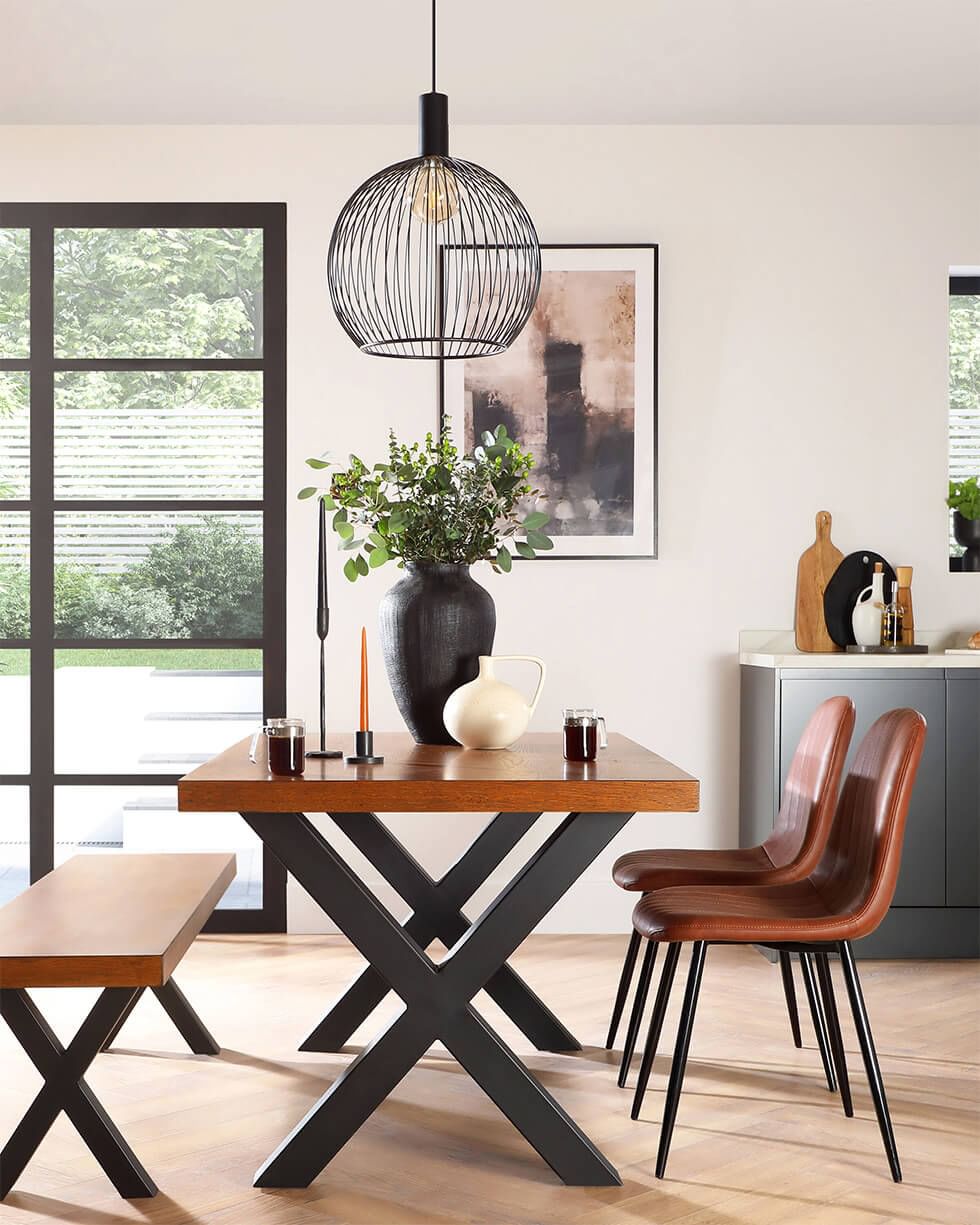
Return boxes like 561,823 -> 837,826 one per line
443,655 -> 546,750
852,564 -> 886,647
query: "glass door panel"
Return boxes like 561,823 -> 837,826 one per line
0,373 -> 29,499
0,650 -> 29,773
0,788 -> 29,905
54,227 -> 263,358
53,512 -> 263,638
0,511 -> 29,639
55,648 -> 262,774
55,370 -> 262,500
0,228 -> 29,357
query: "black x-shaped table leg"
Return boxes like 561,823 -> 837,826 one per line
100,978 -> 220,1055
242,809 -> 633,1189
301,812 -> 579,1054
1,987 -> 157,1199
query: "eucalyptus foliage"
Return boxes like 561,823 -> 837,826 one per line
299,421 -> 553,582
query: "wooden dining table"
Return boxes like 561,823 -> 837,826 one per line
178,732 -> 699,1189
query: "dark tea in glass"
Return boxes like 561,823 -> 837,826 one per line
562,709 -> 607,762
250,718 -> 306,776
268,731 -> 305,776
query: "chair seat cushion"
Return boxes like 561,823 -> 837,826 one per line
632,880 -> 860,944
612,844 -> 774,892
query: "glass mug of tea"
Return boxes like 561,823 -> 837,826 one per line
563,708 -> 607,762
249,718 -> 306,777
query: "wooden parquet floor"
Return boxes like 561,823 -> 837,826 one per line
1,936 -> 977,1225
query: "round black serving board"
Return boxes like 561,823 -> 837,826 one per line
823,551 -> 897,647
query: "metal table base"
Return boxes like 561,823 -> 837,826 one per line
242,809 -> 633,1189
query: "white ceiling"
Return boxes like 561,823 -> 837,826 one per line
2,0 -> 978,125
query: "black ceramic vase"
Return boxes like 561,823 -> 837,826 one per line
954,511 -> 980,572
379,562 -> 496,744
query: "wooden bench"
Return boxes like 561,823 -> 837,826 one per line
0,852 -> 235,1199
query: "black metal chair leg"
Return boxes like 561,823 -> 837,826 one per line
618,941 -> 657,1087
655,941 -> 707,1179
815,952 -> 852,1117
799,952 -> 837,1092
631,941 -> 681,1120
778,951 -> 802,1048
605,929 -> 641,1050
838,941 -> 901,1182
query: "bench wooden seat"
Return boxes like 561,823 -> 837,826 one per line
0,852 -> 235,1199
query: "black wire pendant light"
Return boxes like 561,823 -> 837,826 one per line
327,0 -> 541,360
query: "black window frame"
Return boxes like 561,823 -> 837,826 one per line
0,202 -> 287,932
949,274 -> 980,574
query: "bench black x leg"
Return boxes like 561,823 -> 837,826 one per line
1,987 -> 157,1199
100,978 -> 220,1055
243,809 -> 632,1189
301,812 -> 579,1054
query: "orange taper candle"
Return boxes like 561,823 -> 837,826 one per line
359,626 -> 369,731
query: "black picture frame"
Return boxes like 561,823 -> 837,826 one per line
438,243 -> 659,560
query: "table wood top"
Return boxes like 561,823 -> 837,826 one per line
177,732 -> 699,814
0,853 -> 236,989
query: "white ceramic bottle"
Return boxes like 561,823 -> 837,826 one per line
852,562 -> 886,646
442,655 -> 546,750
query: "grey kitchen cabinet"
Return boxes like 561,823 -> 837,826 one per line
740,663 -> 979,958
947,672 -> 980,908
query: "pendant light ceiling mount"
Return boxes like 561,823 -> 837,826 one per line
327,0 -> 541,360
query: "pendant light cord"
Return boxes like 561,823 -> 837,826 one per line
431,0 -> 437,92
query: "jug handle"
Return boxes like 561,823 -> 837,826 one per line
855,583 -> 873,605
490,655 -> 547,717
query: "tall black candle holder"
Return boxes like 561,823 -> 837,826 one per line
307,498 -> 343,759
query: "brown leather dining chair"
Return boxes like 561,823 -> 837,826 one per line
630,707 -> 926,1182
608,695 -> 856,1091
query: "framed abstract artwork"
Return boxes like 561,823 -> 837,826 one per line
440,244 -> 658,559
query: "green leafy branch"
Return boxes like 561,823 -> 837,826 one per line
948,476 -> 980,521
298,420 -> 553,581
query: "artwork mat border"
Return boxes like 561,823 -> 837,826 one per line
438,243 -> 658,560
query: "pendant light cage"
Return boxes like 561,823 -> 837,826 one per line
327,154 -> 541,359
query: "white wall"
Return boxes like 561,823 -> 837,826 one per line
3,124 -> 978,931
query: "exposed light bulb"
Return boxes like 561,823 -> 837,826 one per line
411,158 -> 460,224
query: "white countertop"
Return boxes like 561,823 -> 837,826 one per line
740,631 -> 980,669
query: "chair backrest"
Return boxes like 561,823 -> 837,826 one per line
813,707 -> 927,934
762,695 -> 855,874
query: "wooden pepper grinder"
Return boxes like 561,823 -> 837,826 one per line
895,566 -> 914,645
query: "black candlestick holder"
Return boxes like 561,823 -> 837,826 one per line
307,499 -> 343,760
345,729 -> 384,765
307,639 -> 344,759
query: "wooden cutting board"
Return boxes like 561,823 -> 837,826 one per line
795,511 -> 844,652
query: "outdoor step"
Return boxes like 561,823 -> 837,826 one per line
144,711 -> 261,722
55,840 -> 123,848
150,669 -> 262,678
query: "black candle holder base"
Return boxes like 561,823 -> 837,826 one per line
345,729 -> 384,766
307,748 -> 344,759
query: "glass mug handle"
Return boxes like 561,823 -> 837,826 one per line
249,727 -> 265,763
596,716 -> 608,750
